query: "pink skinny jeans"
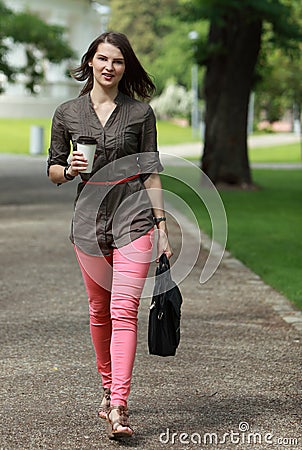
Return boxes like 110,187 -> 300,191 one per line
74,230 -> 153,407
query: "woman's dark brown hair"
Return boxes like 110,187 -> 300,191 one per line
71,31 -> 155,100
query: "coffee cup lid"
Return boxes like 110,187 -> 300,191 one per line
77,136 -> 97,145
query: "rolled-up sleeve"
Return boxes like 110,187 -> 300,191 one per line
47,105 -> 72,174
138,105 -> 163,181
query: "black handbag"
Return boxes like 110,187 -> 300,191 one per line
148,253 -> 182,356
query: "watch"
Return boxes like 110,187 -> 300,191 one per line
153,217 -> 166,224
64,166 -> 75,181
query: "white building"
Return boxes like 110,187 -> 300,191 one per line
0,0 -> 110,117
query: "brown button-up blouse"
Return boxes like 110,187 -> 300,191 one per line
48,92 -> 163,256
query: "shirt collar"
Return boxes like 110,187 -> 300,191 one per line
114,91 -> 126,105
86,91 -> 125,107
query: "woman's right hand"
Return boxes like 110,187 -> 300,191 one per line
69,151 -> 88,176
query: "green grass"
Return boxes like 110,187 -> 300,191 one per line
161,168 -> 302,310
249,143 -> 301,163
157,120 -> 200,145
0,118 -> 52,154
0,118 -> 198,154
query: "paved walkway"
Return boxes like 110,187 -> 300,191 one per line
0,155 -> 301,449
159,132 -> 302,159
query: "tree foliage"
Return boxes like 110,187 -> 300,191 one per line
180,0 -> 302,65
254,1 -> 302,124
0,0 -> 74,94
108,0 -> 206,93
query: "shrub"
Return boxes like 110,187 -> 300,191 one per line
151,82 -> 191,120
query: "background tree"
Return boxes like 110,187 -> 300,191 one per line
108,0 -> 206,93
0,0 -> 74,94
180,0 -> 302,188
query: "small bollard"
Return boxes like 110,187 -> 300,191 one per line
29,125 -> 44,155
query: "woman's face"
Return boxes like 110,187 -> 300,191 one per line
90,42 -> 125,90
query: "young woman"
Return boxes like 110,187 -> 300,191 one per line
48,32 -> 172,440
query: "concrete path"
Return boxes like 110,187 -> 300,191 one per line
0,155 -> 301,449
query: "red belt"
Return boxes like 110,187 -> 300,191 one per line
83,173 -> 140,185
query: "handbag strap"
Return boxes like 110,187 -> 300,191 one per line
159,253 -> 169,269
156,253 -> 171,277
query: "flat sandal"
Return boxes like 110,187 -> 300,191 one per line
106,405 -> 133,440
98,388 -> 111,420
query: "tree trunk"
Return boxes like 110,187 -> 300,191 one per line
201,12 -> 262,188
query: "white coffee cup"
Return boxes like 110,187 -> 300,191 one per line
77,136 -> 97,173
